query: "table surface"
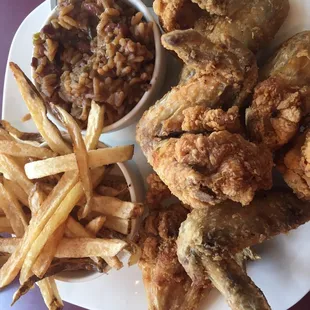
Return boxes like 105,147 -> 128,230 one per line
0,1 -> 309,309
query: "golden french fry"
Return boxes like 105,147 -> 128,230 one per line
19,168 -> 104,283
53,105 -> 93,219
0,154 -> 33,195
66,217 -> 92,238
32,223 -> 66,279
3,179 -> 29,208
0,141 -> 55,158
127,243 -> 142,267
85,101 -> 105,151
0,217 -> 14,234
28,184 -> 46,214
9,62 -> 71,155
103,256 -> 123,270
0,183 -> 28,237
1,238 -> 127,258
25,145 -> 134,179
37,277 -> 64,310
55,238 -> 127,258
93,196 -> 144,219
85,216 -> 106,235
0,171 -> 78,288
103,216 -> 131,235
64,216 -> 110,269
0,121 -> 43,146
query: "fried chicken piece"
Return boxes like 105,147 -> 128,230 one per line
247,32 -> 310,150
246,77 -> 302,150
278,130 -> 310,200
177,190 -> 310,310
162,30 -> 258,89
136,30 -> 270,208
173,132 -> 272,206
155,0 -> 289,53
182,106 -> 241,133
140,29 -> 256,139
198,0 -> 289,53
138,203 -> 209,310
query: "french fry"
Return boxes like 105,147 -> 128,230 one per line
56,238 -> 127,258
28,184 -> 46,214
25,145 -> 134,179
102,256 -> 123,270
93,196 -> 144,219
0,171 -> 78,288
0,154 -> 33,195
0,121 -> 43,145
1,237 -> 127,258
32,223 -> 67,279
127,243 -> 142,267
65,216 -> 113,271
3,179 -> 29,208
0,183 -> 28,237
85,216 -> 106,235
0,141 -> 55,158
9,63 -> 72,155
85,101 -> 105,151
54,105 -> 93,219
66,217 -> 92,238
103,216 -> 131,235
0,217 -> 14,234
37,277 -> 64,310
19,168 -> 104,283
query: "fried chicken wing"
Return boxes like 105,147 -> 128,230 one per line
177,190 -> 310,310
155,0 -> 289,53
138,202 -> 209,310
247,32 -> 310,150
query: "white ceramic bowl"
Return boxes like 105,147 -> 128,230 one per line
40,139 -> 145,283
35,0 -> 166,133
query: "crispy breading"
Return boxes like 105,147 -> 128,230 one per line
246,77 -> 302,150
182,106 -> 241,133
278,130 -> 310,200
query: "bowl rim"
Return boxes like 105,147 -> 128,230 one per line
34,0 -> 165,133
40,138 -> 140,283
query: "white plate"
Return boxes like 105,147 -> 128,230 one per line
2,1 -> 310,309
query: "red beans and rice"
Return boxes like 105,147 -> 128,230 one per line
32,0 -> 155,128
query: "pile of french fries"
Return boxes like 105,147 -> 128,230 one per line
0,63 -> 144,310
